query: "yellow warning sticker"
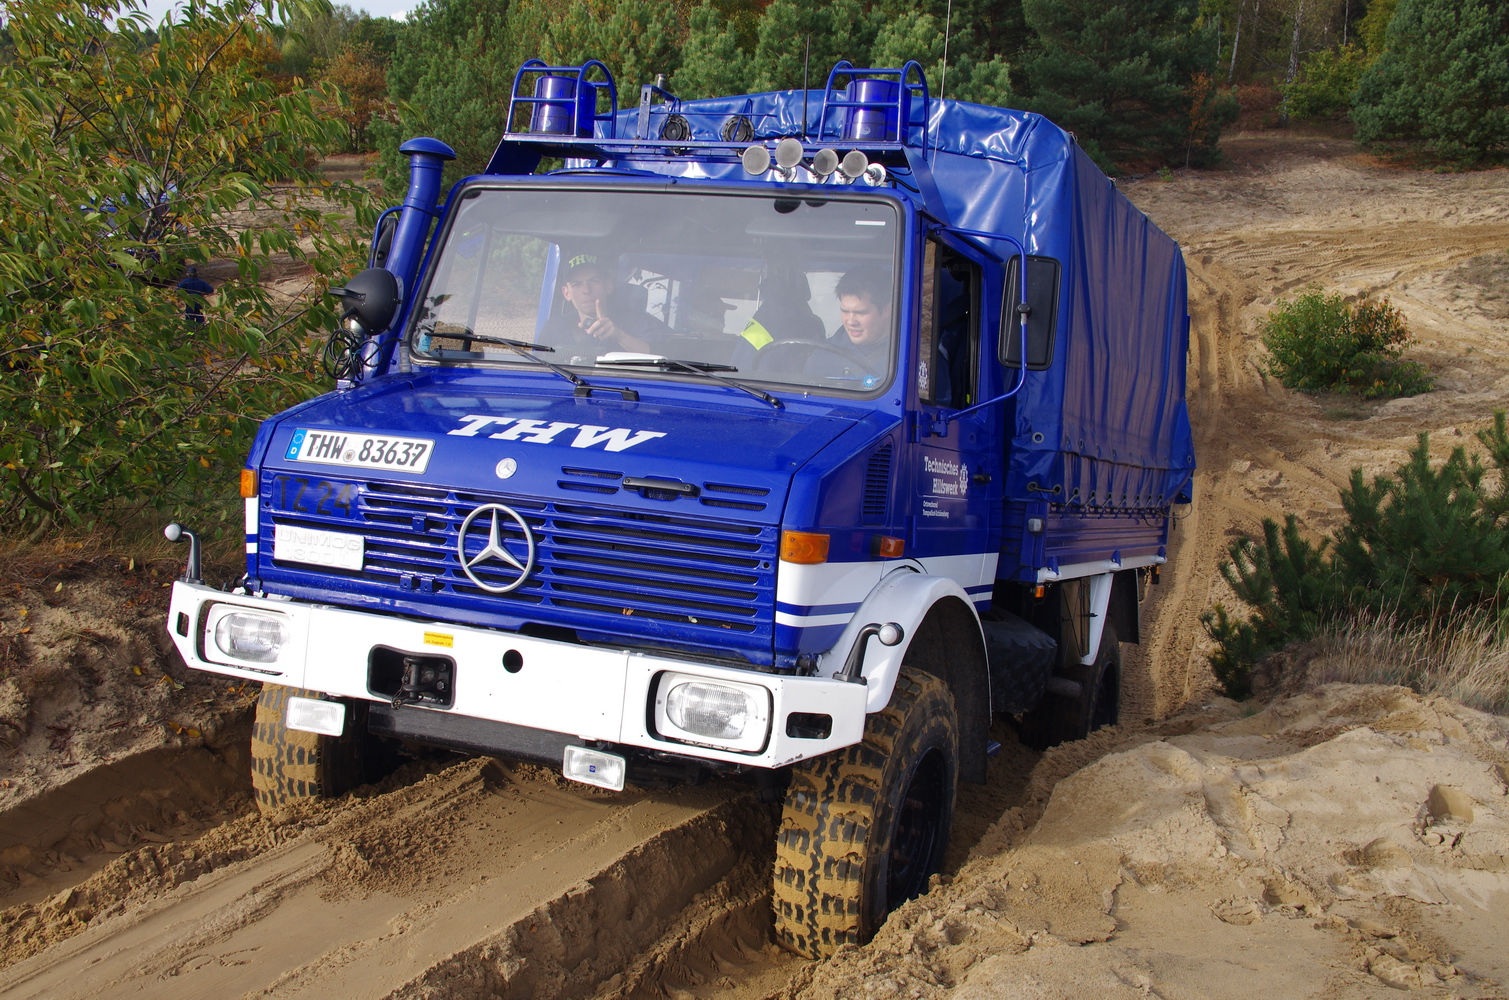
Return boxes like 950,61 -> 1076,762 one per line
423,631 -> 454,648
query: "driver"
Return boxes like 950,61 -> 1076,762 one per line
805,264 -> 894,380
541,254 -> 667,357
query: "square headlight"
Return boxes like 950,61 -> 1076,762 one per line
203,604 -> 289,669
653,671 -> 772,754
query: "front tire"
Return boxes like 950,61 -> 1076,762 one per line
251,685 -> 380,813
772,667 -> 959,958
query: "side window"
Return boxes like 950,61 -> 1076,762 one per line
919,242 -> 981,408
1000,255 -> 1061,370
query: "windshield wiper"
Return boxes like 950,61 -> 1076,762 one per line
423,330 -> 641,401
434,331 -> 587,388
595,357 -> 783,409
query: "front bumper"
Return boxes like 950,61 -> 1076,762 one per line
166,582 -> 865,769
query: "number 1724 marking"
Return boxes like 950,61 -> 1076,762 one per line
280,478 -> 359,517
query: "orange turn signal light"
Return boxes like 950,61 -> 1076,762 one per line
1033,584 -> 1047,599
874,535 -> 905,559
780,530 -> 830,565
239,469 -> 258,498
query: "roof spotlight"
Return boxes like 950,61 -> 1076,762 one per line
742,145 -> 771,175
721,115 -> 754,143
775,137 -> 805,170
811,148 -> 840,177
840,150 -> 869,180
862,162 -> 889,187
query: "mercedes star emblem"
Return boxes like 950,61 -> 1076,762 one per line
456,503 -> 536,594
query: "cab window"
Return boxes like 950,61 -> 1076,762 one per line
919,242 -> 981,408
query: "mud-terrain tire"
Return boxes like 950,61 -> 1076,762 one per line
251,685 -> 378,813
772,666 -> 959,958
1019,621 -> 1121,750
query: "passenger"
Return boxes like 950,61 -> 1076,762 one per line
804,264 -> 894,381
729,266 -> 825,371
540,254 -> 667,357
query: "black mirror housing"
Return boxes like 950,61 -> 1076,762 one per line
369,212 -> 398,269
330,268 -> 400,334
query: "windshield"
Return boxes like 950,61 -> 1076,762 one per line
407,186 -> 901,394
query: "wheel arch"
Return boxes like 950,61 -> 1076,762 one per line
902,597 -> 990,785
829,570 -> 991,785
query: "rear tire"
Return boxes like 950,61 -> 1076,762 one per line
772,666 -> 959,958
1019,621 -> 1121,750
251,685 -> 380,813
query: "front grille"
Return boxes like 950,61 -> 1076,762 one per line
261,475 -> 778,657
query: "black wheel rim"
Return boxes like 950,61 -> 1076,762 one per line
885,748 -> 948,911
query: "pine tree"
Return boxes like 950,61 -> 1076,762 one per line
1352,0 -> 1509,166
1020,0 -> 1235,172
674,4 -> 753,99
375,0 -> 518,194
1203,413 -> 1509,698
747,0 -> 873,93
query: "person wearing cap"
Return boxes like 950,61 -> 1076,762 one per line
541,254 -> 667,356
176,265 -> 215,325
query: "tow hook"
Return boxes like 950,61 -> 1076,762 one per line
391,655 -> 453,708
833,622 -> 905,684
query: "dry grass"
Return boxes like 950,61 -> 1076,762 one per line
1308,612 -> 1509,716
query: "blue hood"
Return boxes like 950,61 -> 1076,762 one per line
257,371 -> 861,517
246,371 -> 871,666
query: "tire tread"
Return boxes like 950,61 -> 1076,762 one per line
772,668 -> 951,958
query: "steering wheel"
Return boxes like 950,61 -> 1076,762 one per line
752,339 -> 875,374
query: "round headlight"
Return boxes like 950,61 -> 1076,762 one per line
213,612 -> 286,663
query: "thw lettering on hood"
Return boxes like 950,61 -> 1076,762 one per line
448,415 -> 667,452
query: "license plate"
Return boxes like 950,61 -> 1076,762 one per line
285,429 -> 433,474
273,524 -> 365,571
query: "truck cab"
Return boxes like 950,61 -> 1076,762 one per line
165,58 -> 1194,958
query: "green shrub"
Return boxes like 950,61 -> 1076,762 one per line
1260,289 -> 1432,399
1281,44 -> 1368,121
1203,412 -> 1509,698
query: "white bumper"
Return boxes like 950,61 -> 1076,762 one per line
167,582 -> 866,769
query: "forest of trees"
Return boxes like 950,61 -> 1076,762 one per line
0,0 -> 1500,532
259,0 -> 1504,178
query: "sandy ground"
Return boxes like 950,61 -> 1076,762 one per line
792,685 -> 1509,1000
0,133 -> 1505,998
1116,132 -> 1509,726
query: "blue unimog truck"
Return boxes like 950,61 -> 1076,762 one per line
165,59 -> 1194,958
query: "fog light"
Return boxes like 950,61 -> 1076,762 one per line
655,672 -> 772,752
213,611 -> 286,663
286,697 -> 344,737
563,745 -> 626,791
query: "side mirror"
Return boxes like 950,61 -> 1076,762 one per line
369,211 -> 398,269
329,268 -> 400,334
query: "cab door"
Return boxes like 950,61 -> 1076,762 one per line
907,235 -> 1003,601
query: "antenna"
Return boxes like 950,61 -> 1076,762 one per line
802,34 -> 811,138
940,0 -> 953,101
